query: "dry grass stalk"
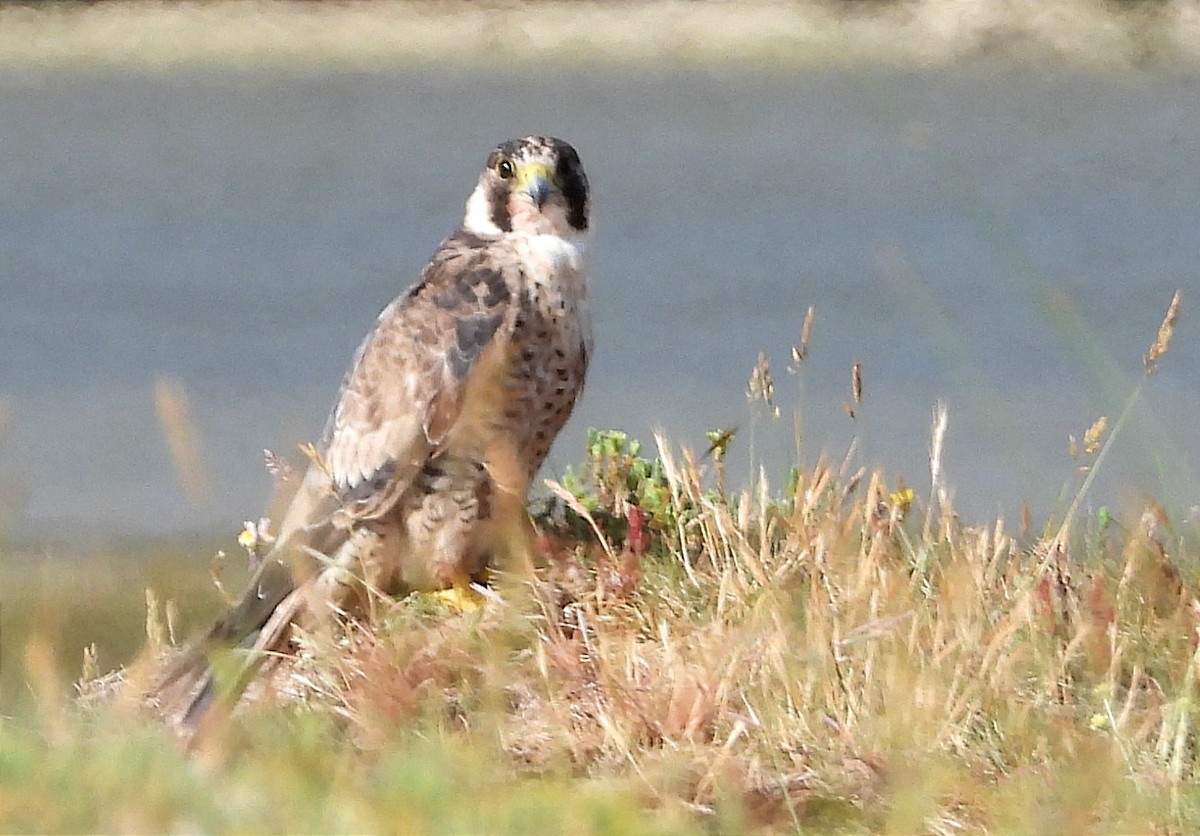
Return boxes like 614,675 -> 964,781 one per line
153,376 -> 209,502
123,424 -> 1189,830
790,306 -> 816,372
747,351 -> 779,420
1083,415 -> 1108,455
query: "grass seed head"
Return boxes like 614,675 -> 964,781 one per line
1144,289 -> 1181,375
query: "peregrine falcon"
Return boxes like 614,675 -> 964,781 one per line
158,136 -> 592,727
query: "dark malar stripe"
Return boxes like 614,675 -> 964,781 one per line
554,142 -> 589,231
487,179 -> 512,232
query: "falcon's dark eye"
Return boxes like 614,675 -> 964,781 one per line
496,159 -> 515,180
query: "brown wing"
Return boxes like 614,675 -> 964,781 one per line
317,233 -> 516,522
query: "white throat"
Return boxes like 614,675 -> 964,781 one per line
463,185 -> 502,236
521,230 -> 590,283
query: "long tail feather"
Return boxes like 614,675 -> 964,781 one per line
153,555 -> 297,727
154,522 -> 372,731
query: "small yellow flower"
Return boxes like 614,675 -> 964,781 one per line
1089,713 -> 1109,731
889,487 -> 915,514
237,521 -> 258,550
238,517 -> 275,553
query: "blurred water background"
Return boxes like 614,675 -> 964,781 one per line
0,62 -> 1198,546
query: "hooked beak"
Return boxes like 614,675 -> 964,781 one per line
516,162 -> 555,208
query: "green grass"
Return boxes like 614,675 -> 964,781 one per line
0,541 -> 239,714
0,711 -> 696,834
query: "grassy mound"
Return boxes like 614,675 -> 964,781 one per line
2,294 -> 1195,832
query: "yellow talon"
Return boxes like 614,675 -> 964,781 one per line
429,585 -> 486,612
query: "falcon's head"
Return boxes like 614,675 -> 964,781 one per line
464,136 -> 590,239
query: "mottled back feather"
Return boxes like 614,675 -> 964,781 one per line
318,236 -> 520,522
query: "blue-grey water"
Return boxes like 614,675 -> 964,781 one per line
1,65 -> 1198,541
